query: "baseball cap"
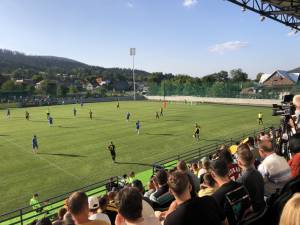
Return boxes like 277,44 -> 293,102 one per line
88,196 -> 99,210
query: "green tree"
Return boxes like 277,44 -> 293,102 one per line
56,85 -> 68,97
230,69 -> 248,82
68,85 -> 78,94
255,72 -> 264,82
1,80 -> 15,91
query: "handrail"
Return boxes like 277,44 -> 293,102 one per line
0,124 -> 274,225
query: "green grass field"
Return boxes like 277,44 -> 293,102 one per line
0,101 -> 279,215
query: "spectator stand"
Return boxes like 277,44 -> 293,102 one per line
0,124 -> 274,225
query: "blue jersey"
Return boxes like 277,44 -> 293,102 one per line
136,122 -> 140,129
32,138 -> 38,147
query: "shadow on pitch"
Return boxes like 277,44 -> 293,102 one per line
145,132 -> 175,136
164,119 -> 183,122
58,125 -> 79,129
38,153 -> 87,158
0,134 -> 10,136
114,161 -> 154,167
200,138 -> 227,142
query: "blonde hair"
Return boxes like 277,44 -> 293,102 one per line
279,193 -> 300,225
293,95 -> 300,107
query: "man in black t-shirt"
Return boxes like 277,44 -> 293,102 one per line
164,171 -> 227,225
211,159 -> 253,225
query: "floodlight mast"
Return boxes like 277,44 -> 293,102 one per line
130,48 -> 136,101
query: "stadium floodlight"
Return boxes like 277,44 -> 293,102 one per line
260,15 -> 265,22
130,48 -> 136,101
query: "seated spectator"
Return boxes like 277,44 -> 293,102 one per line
132,179 -> 155,217
198,157 -> 210,179
257,140 -> 291,196
198,173 -> 217,197
219,149 -> 241,181
88,196 -> 111,224
127,171 -> 135,184
106,178 -> 119,192
191,163 -> 199,176
288,133 -> 300,178
211,159 -> 252,225
99,195 -> 117,225
53,207 -> 67,225
236,144 -> 265,212
64,211 -> 75,225
115,187 -> 160,225
144,176 -> 155,199
279,193 -> 300,225
177,160 -> 200,192
36,218 -> 52,225
68,191 -> 109,225
164,171 -> 227,225
149,169 -> 174,207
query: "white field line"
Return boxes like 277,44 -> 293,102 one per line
0,136 -> 80,180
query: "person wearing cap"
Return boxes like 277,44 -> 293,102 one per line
88,196 -> 111,225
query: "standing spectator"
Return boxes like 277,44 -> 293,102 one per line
30,193 -> 43,213
164,171 -> 227,225
115,187 -> 160,225
211,159 -> 252,225
88,196 -> 111,224
219,149 -> 241,181
236,144 -> 265,212
177,160 -> 200,192
68,191 -> 109,225
279,193 -> 300,225
288,134 -> 300,178
198,173 -> 217,197
257,140 -> 291,196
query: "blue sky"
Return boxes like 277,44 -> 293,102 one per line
0,0 -> 299,78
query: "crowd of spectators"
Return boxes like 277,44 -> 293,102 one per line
29,130 -> 300,225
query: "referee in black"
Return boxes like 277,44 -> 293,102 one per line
108,141 -> 116,163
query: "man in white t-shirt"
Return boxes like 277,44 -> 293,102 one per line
88,196 -> 111,225
258,140 -> 291,196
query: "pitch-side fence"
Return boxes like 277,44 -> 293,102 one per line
0,125 -> 274,225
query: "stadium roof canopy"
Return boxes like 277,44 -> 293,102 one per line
227,0 -> 300,31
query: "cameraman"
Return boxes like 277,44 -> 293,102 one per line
288,133 -> 300,177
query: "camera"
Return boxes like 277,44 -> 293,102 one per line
272,94 -> 295,117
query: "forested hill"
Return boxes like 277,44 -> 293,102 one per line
0,49 -> 151,81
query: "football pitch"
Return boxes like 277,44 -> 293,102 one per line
0,101 -> 279,214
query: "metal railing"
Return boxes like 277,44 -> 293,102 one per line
0,124 -> 273,225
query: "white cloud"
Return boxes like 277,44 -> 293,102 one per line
209,41 -> 248,54
182,0 -> 198,8
127,1 -> 133,8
